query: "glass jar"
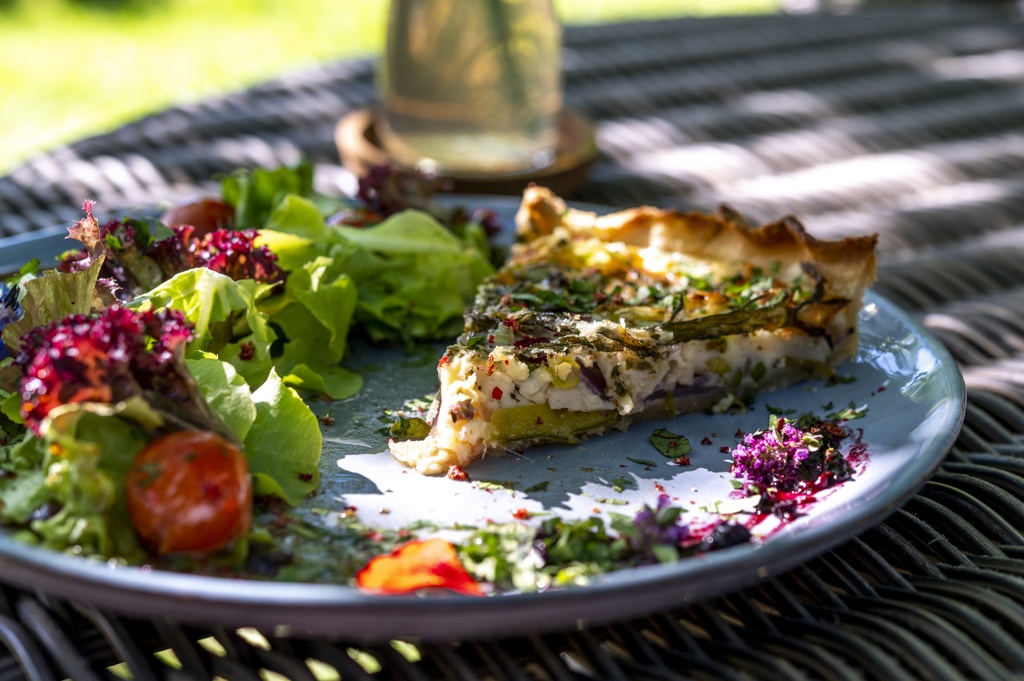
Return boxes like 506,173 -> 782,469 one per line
377,0 -> 563,176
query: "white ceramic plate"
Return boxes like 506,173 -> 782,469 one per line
0,200 -> 964,640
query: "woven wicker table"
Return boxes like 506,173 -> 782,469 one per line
3,3 -> 1024,679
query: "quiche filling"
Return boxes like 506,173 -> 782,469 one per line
390,187 -> 877,475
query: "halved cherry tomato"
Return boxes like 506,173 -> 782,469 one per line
160,197 -> 235,238
125,431 -> 252,556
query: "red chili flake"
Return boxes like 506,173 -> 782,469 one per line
486,356 -> 495,376
339,506 -> 358,519
535,416 -> 544,425
719,446 -> 731,453
488,335 -> 495,343
492,387 -> 503,400
447,465 -> 470,482
673,456 -> 691,466
296,472 -> 314,482
438,355 -> 450,368
877,385 -> 887,393
321,415 -> 335,426
700,437 -> 713,446
654,482 -> 666,493
734,429 -> 744,438
512,508 -> 530,520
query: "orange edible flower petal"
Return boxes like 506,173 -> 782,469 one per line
356,538 -> 484,596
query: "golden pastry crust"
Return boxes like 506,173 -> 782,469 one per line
514,186 -> 878,303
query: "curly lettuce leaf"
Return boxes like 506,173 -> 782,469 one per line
333,210 -> 496,343
0,436 -> 51,525
1,255 -> 105,356
131,269 -> 277,389
268,256 -> 361,400
0,408 -> 148,560
258,203 -> 494,345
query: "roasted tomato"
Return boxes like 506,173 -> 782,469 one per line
160,197 -> 235,238
125,431 -> 252,555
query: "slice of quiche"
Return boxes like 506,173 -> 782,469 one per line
390,187 -> 878,475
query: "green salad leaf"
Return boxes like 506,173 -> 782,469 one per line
265,256 -> 362,400
1,255 -> 105,356
132,268 -> 277,389
258,203 -> 495,347
264,194 -> 329,243
333,210 -> 496,344
0,436 -> 53,525
186,357 -> 258,442
244,369 -> 322,506
222,161 -> 314,229
0,411 -> 148,560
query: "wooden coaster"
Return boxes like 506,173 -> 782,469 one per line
335,108 -> 596,196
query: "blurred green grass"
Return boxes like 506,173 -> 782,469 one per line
0,0 -> 778,174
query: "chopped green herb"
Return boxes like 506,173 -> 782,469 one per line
477,480 -> 516,492
765,403 -> 796,416
627,457 -> 657,467
751,361 -> 767,383
611,477 -> 636,493
826,401 -> 867,421
706,357 -> 731,376
389,416 -> 430,440
649,428 -> 692,457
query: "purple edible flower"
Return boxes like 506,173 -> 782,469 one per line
730,415 -> 822,491
356,164 -> 443,217
0,283 -> 22,360
631,493 -> 690,548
